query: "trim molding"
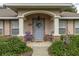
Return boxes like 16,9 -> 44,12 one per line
22,10 -> 56,17
0,17 -> 18,19
60,17 -> 79,19
4,3 -> 73,7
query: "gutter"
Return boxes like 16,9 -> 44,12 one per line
0,17 -> 18,19
4,3 -> 73,7
60,17 -> 79,19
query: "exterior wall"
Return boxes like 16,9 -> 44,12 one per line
1,18 -> 74,38
24,16 -> 32,34
45,16 -> 54,35
4,20 -> 10,35
68,20 -> 74,35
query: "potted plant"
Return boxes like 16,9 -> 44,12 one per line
24,32 -> 32,42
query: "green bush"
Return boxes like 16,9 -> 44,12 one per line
49,40 -> 64,56
0,36 -> 32,56
48,35 -> 79,56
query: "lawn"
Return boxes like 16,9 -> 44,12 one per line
0,36 -> 33,56
48,35 -> 79,56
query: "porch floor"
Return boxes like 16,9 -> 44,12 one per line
26,41 -> 52,56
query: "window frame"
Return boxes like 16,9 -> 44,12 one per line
11,20 -> 19,35
0,20 -> 4,35
59,20 -> 67,34
74,20 -> 79,34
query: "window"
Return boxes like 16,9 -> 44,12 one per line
59,20 -> 67,34
11,20 -> 19,35
74,20 -> 79,34
0,21 -> 3,35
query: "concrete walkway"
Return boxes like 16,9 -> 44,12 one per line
27,41 -> 52,56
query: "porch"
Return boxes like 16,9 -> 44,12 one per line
18,10 -> 60,41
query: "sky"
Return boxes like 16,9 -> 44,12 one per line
0,0 -> 79,13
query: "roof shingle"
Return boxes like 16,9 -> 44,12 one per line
0,8 -> 17,17
60,12 -> 79,17
0,8 -> 79,17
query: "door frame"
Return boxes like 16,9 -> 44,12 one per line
32,17 -> 45,41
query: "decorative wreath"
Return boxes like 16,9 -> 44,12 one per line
36,22 -> 41,28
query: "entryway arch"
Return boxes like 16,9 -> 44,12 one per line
22,10 -> 56,17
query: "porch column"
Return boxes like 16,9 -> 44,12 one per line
53,16 -> 60,36
18,16 -> 24,36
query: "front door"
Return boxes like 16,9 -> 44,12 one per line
33,16 -> 44,41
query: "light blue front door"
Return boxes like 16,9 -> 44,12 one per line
33,16 -> 44,41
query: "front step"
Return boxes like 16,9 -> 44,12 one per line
26,41 -> 52,56
32,46 -> 49,56
26,41 -> 52,47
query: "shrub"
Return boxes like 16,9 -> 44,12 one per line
48,35 -> 79,56
0,36 -> 32,56
48,40 -> 65,56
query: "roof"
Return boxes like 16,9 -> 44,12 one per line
0,8 -> 79,18
60,12 -> 79,17
0,8 -> 17,17
0,3 -> 79,19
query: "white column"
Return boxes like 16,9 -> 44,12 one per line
53,16 -> 60,36
18,17 -> 24,36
